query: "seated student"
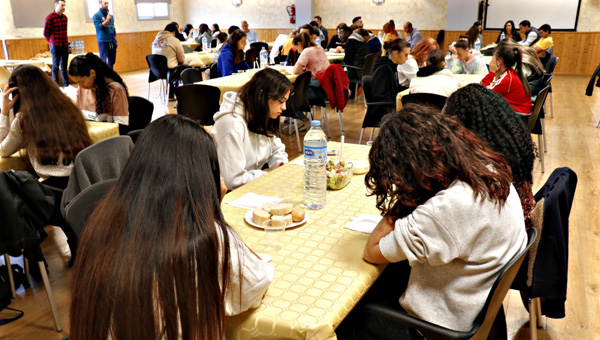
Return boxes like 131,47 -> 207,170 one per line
496,20 -> 522,43
211,68 -> 292,190
410,37 -> 439,67
292,32 -> 330,80
2,65 -> 93,257
343,28 -> 370,96
270,31 -> 293,64
181,24 -> 194,40
216,29 -> 249,77
357,29 -> 382,54
69,114 -> 275,340
444,84 -> 536,225
409,49 -> 458,97
482,39 -> 533,115
211,23 -> 222,36
213,32 -> 228,55
69,53 -> 130,124
396,46 -> 419,89
372,39 -> 410,101
448,34 -> 469,55
521,45 -> 546,96
336,105 -> 527,339
195,23 -> 214,48
533,24 -> 553,62
452,41 -> 488,74
281,29 -> 297,56
327,24 -> 351,51
149,23 -> 187,100
518,20 -> 541,47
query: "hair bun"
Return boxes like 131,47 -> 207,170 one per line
389,20 -> 395,26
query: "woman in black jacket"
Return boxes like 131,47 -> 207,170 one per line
371,39 -> 411,102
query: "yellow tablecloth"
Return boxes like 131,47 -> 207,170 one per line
224,141 -> 385,340
0,121 -> 119,171
182,40 -> 201,49
199,66 -> 299,101
184,52 -> 215,67
29,52 -> 99,70
0,59 -> 49,72
396,73 -> 486,110
326,52 -> 345,63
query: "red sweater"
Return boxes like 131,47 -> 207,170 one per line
482,69 -> 533,114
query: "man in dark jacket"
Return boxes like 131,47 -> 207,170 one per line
344,29 -> 370,98
371,39 -> 410,102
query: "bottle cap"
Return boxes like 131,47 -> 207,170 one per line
311,121 -> 321,126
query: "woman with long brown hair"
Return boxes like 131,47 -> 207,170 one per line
216,29 -> 249,77
408,37 -> 439,67
336,105 -> 527,339
1,64 -> 92,185
70,114 -> 274,340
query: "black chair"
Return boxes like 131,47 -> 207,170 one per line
281,71 -> 311,151
364,227 -> 537,340
209,63 -> 219,79
245,47 -> 258,69
528,84 -> 551,173
401,93 -> 447,111
436,29 -> 445,46
251,42 -> 269,53
64,178 -> 117,238
126,129 -> 143,144
175,84 -> 221,126
211,39 -> 217,48
345,52 -> 381,101
181,68 -> 204,84
274,54 -> 287,65
544,57 -> 558,118
359,75 -> 396,144
119,96 -> 153,135
145,54 -> 182,104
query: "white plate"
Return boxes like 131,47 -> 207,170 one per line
244,209 -> 309,229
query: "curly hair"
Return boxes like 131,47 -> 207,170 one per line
68,53 -> 129,115
443,84 -> 536,184
365,104 -> 512,220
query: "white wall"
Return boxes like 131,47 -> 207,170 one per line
0,0 -> 185,38
446,0 -> 479,31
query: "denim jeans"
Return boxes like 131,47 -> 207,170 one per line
49,45 -> 69,87
98,41 -> 117,69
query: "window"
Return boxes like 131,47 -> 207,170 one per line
136,2 -> 170,20
83,0 -> 113,23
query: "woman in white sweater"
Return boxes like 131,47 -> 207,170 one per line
337,105 -> 527,339
211,68 -> 292,190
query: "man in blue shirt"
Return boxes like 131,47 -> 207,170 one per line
93,0 -> 117,69
403,22 -> 423,49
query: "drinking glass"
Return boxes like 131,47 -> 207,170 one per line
263,220 -> 286,250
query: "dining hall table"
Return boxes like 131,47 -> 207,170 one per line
326,52 -> 345,63
0,121 -> 120,171
223,141 -> 384,340
396,73 -> 486,110
184,52 -> 216,68
198,66 -> 299,101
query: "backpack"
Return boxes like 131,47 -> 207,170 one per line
0,264 -> 27,325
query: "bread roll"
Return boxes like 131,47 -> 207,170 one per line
271,203 -> 293,215
271,215 -> 288,227
252,208 -> 271,226
291,206 -> 305,222
262,202 -> 274,213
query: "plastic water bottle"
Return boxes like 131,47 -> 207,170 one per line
378,31 -> 383,42
500,32 -> 506,41
303,121 -> 327,210
202,36 -> 208,52
474,37 -> 481,51
260,47 -> 268,68
446,52 -> 453,69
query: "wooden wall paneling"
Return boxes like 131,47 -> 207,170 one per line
112,31 -> 158,73
0,40 -> 5,59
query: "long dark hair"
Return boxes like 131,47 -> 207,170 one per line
212,23 -> 220,32
199,23 -> 210,34
182,24 -> 193,36
69,52 -> 129,114
238,68 -> 292,137
365,104 -> 512,220
495,39 -> 531,96
503,20 -> 517,35
8,64 -> 92,165
70,115 -> 239,340
444,84 -> 535,185
226,29 -> 247,64
466,25 -> 480,48
292,32 -> 314,49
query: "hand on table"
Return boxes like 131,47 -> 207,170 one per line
264,162 -> 284,172
363,215 -> 395,264
335,46 -> 344,53
1,84 -> 18,116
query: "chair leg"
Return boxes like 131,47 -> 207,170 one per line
147,82 -> 150,100
24,256 -> 29,281
369,128 -> 374,142
542,118 -> 547,153
39,261 -> 63,332
3,254 -> 17,299
538,134 -> 545,173
534,297 -> 542,328
293,119 -> 301,152
596,114 -> 600,128
322,107 -> 331,138
337,110 -> 344,133
358,128 -> 364,144
529,298 -> 538,340
550,91 -> 554,119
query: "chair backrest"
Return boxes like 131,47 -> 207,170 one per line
274,54 -> 287,65
466,228 -> 537,340
127,96 -> 154,131
251,42 -> 268,52
362,75 -> 375,103
529,84 -> 551,132
181,68 -> 204,84
64,178 -> 118,238
209,63 -> 219,79
210,39 -> 217,48
175,84 -> 221,125
146,54 -> 169,81
545,56 -> 558,74
282,71 -> 311,118
245,47 -> 258,68
545,46 -> 554,60
401,93 -> 447,111
436,29 -> 445,45
126,129 -> 143,144
60,136 -> 133,215
362,52 -> 381,77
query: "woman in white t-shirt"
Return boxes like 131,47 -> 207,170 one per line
69,115 -> 274,340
